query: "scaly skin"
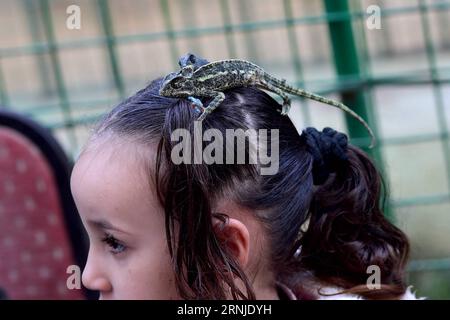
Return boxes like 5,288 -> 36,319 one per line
160,58 -> 376,148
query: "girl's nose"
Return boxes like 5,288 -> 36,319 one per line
81,249 -> 112,294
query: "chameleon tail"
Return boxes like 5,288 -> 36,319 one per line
269,76 -> 376,148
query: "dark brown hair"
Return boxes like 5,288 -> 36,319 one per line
92,77 -> 409,300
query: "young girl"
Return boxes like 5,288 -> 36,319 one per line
70,76 -> 419,300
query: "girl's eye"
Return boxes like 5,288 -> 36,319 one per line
102,234 -> 127,254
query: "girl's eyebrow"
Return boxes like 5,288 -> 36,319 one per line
88,219 -> 131,235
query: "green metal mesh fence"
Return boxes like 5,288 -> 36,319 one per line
0,0 -> 449,298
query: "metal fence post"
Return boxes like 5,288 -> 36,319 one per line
39,0 -> 78,154
323,0 -> 373,151
97,0 -> 125,99
323,0 -> 393,219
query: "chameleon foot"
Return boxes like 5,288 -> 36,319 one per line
188,96 -> 204,115
280,99 -> 291,115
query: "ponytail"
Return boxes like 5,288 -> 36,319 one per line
298,143 -> 410,299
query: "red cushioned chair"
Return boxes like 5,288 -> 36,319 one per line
0,109 -> 95,299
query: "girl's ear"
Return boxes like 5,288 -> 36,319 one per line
213,217 -> 250,269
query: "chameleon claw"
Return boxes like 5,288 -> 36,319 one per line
280,99 -> 291,115
187,96 -> 204,116
281,107 -> 290,115
197,106 -> 212,121
197,112 -> 207,121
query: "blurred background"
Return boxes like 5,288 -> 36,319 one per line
0,0 -> 449,299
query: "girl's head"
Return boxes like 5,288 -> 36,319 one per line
70,78 -> 409,300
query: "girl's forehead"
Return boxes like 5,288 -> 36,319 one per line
71,138 -> 161,234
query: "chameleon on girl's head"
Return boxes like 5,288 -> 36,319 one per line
160,54 -> 376,147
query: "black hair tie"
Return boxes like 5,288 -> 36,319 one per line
301,127 -> 349,185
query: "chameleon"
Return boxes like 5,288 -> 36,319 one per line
160,58 -> 376,148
